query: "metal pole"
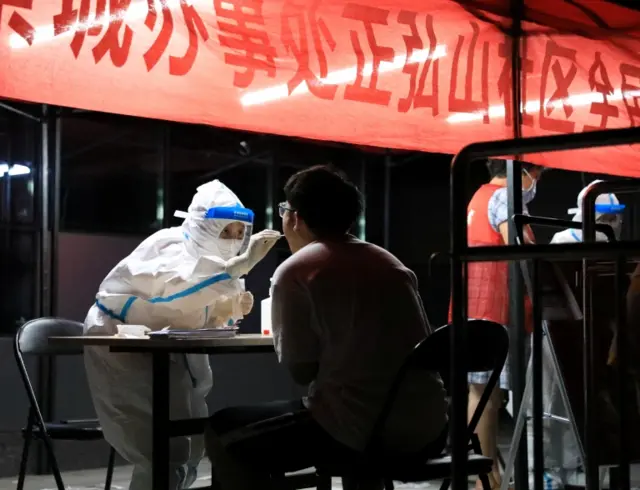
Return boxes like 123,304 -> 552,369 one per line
160,124 -> 171,228
507,160 -> 529,490
450,153 -> 469,490
39,104 -> 51,318
460,240 -> 640,262
508,0 -> 529,484
383,154 -> 391,250
266,153 -> 276,230
0,101 -> 41,123
615,253 -> 630,490
582,184 -> 602,490
510,0 -> 524,137
36,104 -> 52,475
1,134 -> 10,223
359,157 -> 366,240
531,259 -> 544,490
51,110 -> 61,317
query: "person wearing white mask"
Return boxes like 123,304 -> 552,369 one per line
449,159 -> 544,490
550,180 -> 625,244
83,180 -> 281,490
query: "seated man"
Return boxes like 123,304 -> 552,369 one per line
205,165 -> 449,490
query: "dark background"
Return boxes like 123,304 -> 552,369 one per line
1,103 -> 639,477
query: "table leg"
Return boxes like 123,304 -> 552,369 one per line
152,352 -> 171,490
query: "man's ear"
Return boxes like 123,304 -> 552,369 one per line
292,212 -> 302,232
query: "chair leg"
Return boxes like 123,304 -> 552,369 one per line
105,446 -> 116,490
479,474 -> 492,490
439,478 -> 451,490
41,434 -> 65,490
16,435 -> 32,490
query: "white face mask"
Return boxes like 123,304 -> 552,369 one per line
216,238 -> 245,261
522,169 -> 537,204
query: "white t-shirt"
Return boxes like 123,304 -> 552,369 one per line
271,236 -> 448,452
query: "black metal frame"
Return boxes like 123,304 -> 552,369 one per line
580,180 -> 640,490
512,214 -> 617,243
449,126 -> 640,490
511,213 -> 616,490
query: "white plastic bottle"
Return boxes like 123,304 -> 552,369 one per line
261,278 -> 273,336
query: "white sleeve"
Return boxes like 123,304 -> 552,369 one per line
97,256 -> 244,328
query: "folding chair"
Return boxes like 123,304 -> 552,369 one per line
314,319 -> 509,490
15,317 -> 116,490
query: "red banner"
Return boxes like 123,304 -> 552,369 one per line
1,0 -> 639,176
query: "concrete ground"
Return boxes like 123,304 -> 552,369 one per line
0,460 -> 440,490
3,411 -> 640,490
6,458 -> 640,490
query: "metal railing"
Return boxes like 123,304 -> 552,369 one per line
449,126 -> 640,490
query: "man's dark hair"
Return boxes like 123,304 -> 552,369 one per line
486,159 -> 543,178
284,165 -> 363,237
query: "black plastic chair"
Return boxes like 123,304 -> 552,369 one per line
14,317 -> 116,490
314,319 -> 509,490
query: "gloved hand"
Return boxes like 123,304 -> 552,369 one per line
209,296 -> 234,328
225,230 -> 281,277
240,291 -> 254,316
247,230 -> 281,264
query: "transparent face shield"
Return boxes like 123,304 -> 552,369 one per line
204,205 -> 255,256
175,204 -> 255,259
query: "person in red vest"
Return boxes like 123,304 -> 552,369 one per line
454,159 -> 543,490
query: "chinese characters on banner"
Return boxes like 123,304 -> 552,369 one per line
0,0 -> 640,176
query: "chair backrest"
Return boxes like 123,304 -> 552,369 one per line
14,318 -> 86,430
16,317 -> 85,356
367,320 -> 509,451
408,319 -> 509,374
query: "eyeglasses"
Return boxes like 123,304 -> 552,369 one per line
278,202 -> 295,218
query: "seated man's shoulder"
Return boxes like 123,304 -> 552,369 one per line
272,243 -> 324,284
354,240 -> 412,271
273,239 -> 412,284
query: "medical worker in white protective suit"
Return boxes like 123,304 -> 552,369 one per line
532,180 -> 625,488
83,180 -> 281,490
550,180 -> 625,244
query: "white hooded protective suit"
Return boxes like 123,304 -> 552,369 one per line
84,180 -> 254,490
550,180 -> 625,244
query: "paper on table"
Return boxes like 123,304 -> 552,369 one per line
148,327 -> 240,339
115,325 -> 151,338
